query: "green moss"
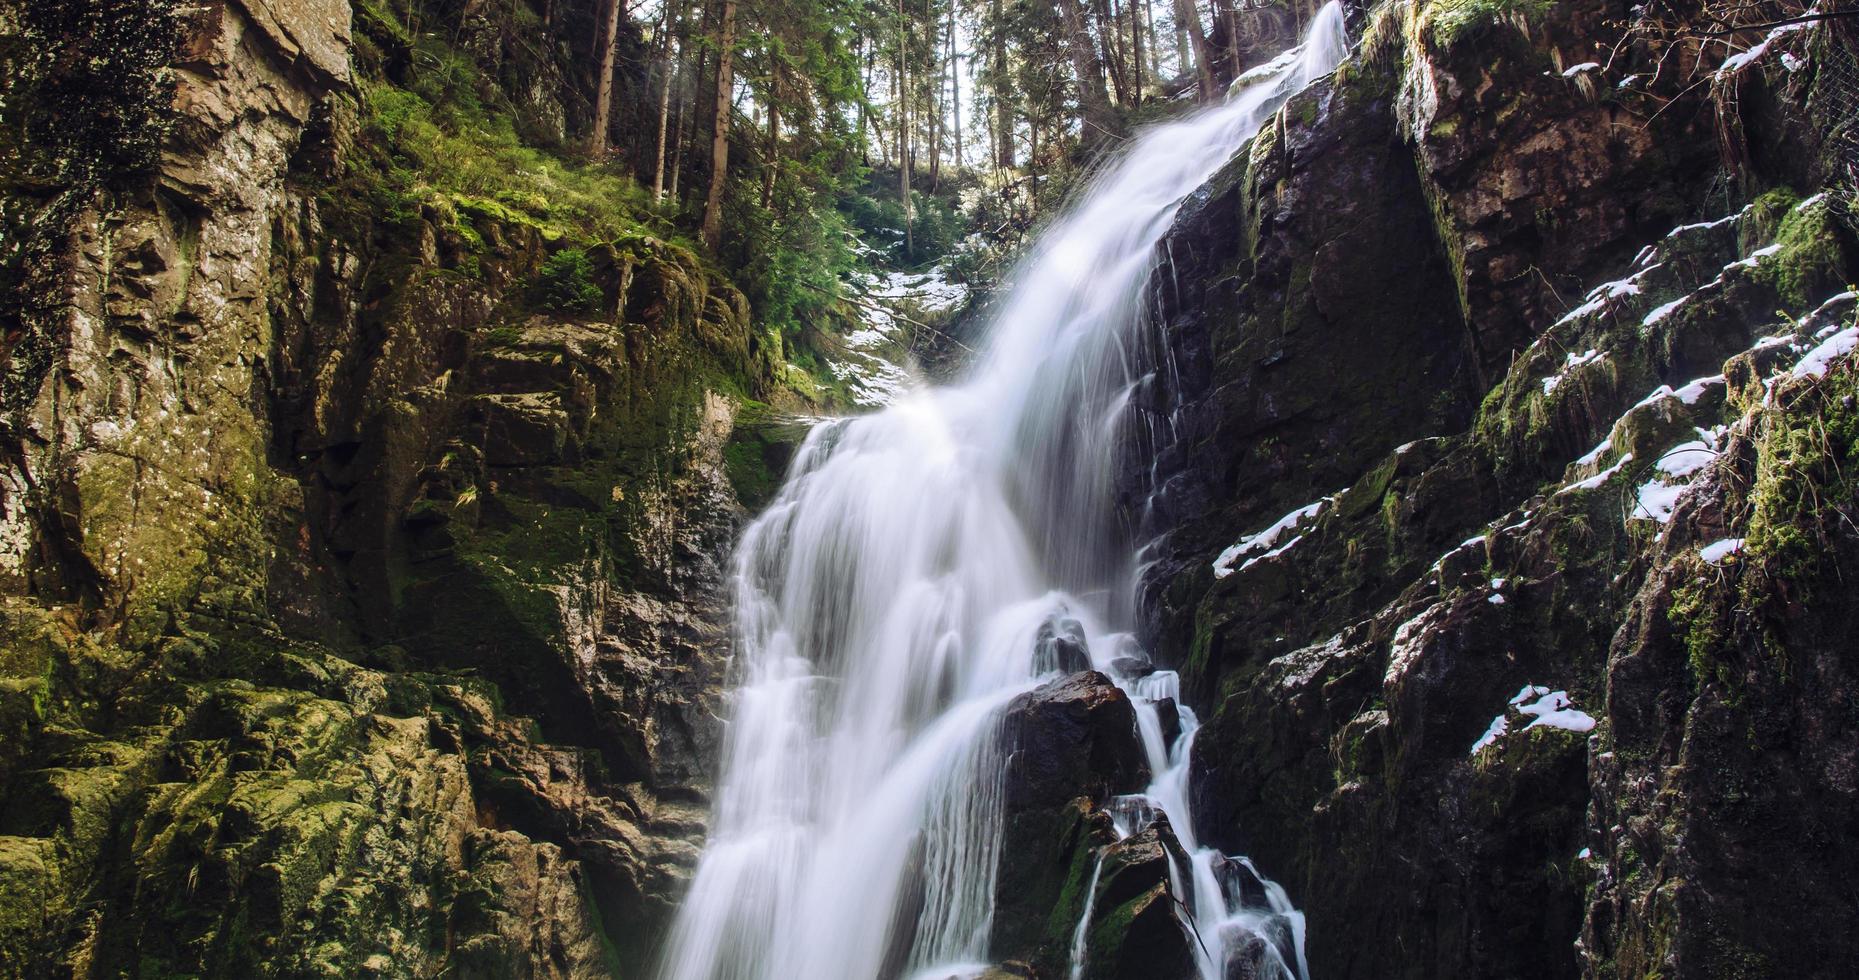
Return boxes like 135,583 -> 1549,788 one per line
1670,570 -> 1734,690
1744,371 -> 1859,585
1422,0 -> 1552,50
1752,195 -> 1850,310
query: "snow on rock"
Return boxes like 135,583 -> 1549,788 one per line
1632,374 -> 1723,412
1700,538 -> 1746,565
1487,593 -> 1507,606
1559,453 -> 1632,495
1470,715 -> 1509,755
1633,478 -> 1687,524
1655,440 -> 1716,478
1791,326 -> 1858,380
1212,493 -> 1341,578
1474,686 -> 1597,755
1541,349 -> 1606,394
828,357 -> 912,407
1575,437 -> 1613,467
1562,61 -> 1601,77
1666,208 -> 1747,240
1555,265 -> 1662,326
1519,689 -> 1598,733
830,264 -> 970,407
1726,242 -> 1784,272
1642,297 -> 1687,327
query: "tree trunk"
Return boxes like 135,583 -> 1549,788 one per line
1145,0 -> 1162,78
1170,0 -> 1216,100
1058,0 -> 1116,144
1215,0 -> 1241,78
857,35 -> 873,164
950,0 -> 962,171
761,75 -> 780,209
701,0 -> 738,251
651,1 -> 678,202
1028,119 -> 1039,216
898,0 -> 912,255
930,9 -> 949,189
1094,0 -> 1127,105
1122,0 -> 1137,101
589,0 -> 622,156
991,0 -> 1013,169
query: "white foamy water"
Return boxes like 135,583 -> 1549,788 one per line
658,9 -> 1348,979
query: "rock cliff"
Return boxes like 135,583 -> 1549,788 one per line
1128,1 -> 1859,977
0,0 -> 798,975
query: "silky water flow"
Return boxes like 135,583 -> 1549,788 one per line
659,9 -> 1349,979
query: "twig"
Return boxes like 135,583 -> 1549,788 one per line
1698,10 -> 1859,36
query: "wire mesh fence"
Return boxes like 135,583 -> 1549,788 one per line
1813,11 -> 1859,235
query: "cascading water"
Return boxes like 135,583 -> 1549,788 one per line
658,8 -> 1349,980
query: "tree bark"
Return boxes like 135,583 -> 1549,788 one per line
950,0 -> 962,171
857,35 -> 873,164
1128,0 -> 1144,102
1170,0 -> 1216,100
898,0 -> 912,255
991,0 -> 1013,168
589,0 -> 623,156
701,0 -> 738,251
1094,0 -> 1127,105
761,75 -> 780,209
651,1 -> 678,202
1058,0 -> 1116,144
1215,0 -> 1241,78
932,11 -> 949,189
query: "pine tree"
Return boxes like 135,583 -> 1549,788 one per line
702,0 -> 738,249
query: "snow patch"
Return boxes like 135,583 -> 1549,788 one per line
1474,686 -> 1596,755
1470,715 -> 1509,755
1700,538 -> 1746,565
1575,438 -> 1613,467
1559,453 -> 1632,495
1791,326 -> 1857,379
1642,297 -> 1686,327
1542,349 -> 1605,394
1655,440 -> 1715,478
1726,243 -> 1784,271
1717,15 -> 1815,76
1632,374 -> 1721,411
1518,689 -> 1598,734
1632,478 -> 1687,524
1212,497 -> 1334,578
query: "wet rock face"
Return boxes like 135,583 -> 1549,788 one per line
1129,0 -> 1859,977
1003,672 -> 1149,811
0,0 -> 786,975
989,672 -> 1165,974
1129,67 -> 1479,691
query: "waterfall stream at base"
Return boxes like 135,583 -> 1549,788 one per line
658,9 -> 1348,979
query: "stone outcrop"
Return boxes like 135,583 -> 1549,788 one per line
0,0 -> 802,975
1130,0 -> 1859,977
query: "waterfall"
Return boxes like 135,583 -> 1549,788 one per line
657,8 -> 1350,980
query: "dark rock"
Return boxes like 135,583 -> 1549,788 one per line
990,672 -> 1153,973
1109,656 -> 1156,679
1003,673 -> 1149,810
1082,881 -> 1195,980
1035,613 -> 1094,675
1152,698 -> 1182,751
